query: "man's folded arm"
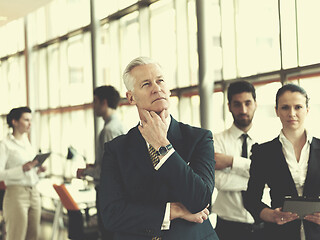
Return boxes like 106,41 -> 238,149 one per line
157,130 -> 215,214
215,170 -> 249,191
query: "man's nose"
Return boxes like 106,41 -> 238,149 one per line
240,104 -> 247,113
152,83 -> 161,92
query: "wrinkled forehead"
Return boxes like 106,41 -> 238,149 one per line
131,63 -> 163,82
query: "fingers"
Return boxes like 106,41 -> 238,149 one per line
141,110 -> 163,123
305,213 -> 320,225
32,160 -> 39,167
140,109 -> 153,122
23,160 -> 38,172
195,207 -> 210,223
203,208 -> 210,216
275,212 -> 299,225
159,110 -> 166,122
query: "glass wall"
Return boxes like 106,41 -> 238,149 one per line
1,0 -> 320,179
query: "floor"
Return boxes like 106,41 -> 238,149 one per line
0,213 -> 68,240
0,208 -> 99,240
39,218 -> 68,240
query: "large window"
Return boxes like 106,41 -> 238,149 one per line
1,0 -> 320,177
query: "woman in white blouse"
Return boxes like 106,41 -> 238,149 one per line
244,84 -> 320,240
0,107 -> 46,240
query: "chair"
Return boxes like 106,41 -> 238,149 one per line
53,184 -> 99,240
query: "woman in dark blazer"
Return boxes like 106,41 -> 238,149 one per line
244,84 -> 320,240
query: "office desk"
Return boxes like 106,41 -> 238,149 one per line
37,178 -> 96,240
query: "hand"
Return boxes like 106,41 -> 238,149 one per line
22,160 -> 38,172
76,168 -> 86,179
170,202 -> 209,223
37,165 -> 46,174
260,207 -> 299,225
214,153 -> 233,170
304,212 -> 320,225
138,109 -> 170,150
181,205 -> 210,223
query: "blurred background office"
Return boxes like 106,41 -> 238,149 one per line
1,0 -> 320,238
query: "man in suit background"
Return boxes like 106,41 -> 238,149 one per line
99,56 -> 219,240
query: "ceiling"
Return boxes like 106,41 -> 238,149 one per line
0,0 -> 53,27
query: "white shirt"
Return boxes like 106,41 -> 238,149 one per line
0,134 -> 39,186
279,130 -> 311,196
279,130 -> 312,240
212,124 -> 257,223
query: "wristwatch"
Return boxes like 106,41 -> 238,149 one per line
156,144 -> 173,156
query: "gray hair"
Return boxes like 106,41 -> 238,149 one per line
123,56 -> 161,91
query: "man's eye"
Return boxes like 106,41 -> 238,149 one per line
142,83 -> 149,87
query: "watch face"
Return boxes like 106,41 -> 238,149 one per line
158,146 -> 167,155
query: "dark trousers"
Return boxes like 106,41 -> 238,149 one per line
96,186 -> 114,240
215,216 -> 265,240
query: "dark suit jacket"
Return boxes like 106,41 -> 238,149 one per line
244,136 -> 320,240
99,117 -> 218,240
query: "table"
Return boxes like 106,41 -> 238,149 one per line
37,178 -> 96,240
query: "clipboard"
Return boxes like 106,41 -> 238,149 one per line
33,152 -> 51,167
282,196 -> 320,219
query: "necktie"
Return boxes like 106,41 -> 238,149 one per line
241,134 -> 248,158
241,134 -> 249,203
148,146 -> 162,240
148,145 -> 160,167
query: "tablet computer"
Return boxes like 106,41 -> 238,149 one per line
282,196 -> 320,219
33,152 -> 51,167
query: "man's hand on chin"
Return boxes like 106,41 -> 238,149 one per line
138,109 -> 169,149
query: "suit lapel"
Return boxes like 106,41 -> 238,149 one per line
167,117 -> 184,159
274,138 -> 299,196
303,138 -> 320,196
127,125 -> 154,171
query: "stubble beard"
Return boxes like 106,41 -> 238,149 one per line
234,114 -> 253,129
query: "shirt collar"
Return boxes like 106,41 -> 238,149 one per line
230,123 -> 253,140
279,129 -> 313,145
7,133 -> 29,147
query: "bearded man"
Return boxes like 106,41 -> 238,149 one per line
212,81 -> 263,240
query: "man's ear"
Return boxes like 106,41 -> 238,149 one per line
126,91 -> 136,105
12,119 -> 18,127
